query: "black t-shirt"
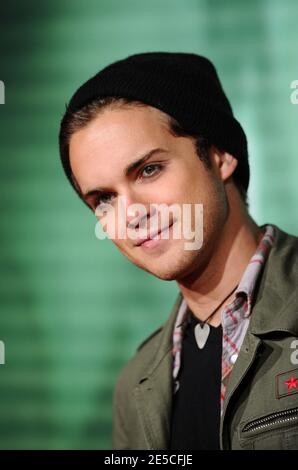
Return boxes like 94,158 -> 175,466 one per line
170,311 -> 223,450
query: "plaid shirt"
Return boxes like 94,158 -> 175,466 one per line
172,224 -> 275,413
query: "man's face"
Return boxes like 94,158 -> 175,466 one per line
69,105 -> 229,281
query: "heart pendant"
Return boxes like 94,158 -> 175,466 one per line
194,323 -> 210,349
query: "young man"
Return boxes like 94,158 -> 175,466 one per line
59,52 -> 298,450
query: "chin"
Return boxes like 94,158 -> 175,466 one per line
121,241 -> 201,281
141,252 -> 199,281
149,270 -> 178,281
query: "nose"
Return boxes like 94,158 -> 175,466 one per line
115,188 -> 151,230
127,210 -> 150,231
126,200 -> 152,231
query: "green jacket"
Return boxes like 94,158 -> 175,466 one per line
112,226 -> 298,450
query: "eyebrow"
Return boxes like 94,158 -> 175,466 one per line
82,147 -> 168,198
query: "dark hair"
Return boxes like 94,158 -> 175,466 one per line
59,96 -> 248,207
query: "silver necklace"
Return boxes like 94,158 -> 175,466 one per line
194,285 -> 238,349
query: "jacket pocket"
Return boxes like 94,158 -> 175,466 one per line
240,407 -> 298,450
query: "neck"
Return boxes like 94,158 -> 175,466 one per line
177,191 -> 263,325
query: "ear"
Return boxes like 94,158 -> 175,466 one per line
211,147 -> 238,182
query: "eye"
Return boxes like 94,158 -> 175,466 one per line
140,163 -> 163,179
94,192 -> 114,207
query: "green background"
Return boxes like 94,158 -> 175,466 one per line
0,0 -> 297,449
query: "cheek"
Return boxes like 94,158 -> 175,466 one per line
165,165 -> 205,202
151,174 -> 190,204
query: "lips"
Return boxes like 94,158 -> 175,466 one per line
134,222 -> 173,247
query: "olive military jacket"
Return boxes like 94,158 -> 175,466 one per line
112,226 -> 298,450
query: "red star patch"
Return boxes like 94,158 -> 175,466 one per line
285,375 -> 298,390
276,368 -> 298,398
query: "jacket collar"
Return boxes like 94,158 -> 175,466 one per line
220,226 -> 298,448
248,225 -> 298,336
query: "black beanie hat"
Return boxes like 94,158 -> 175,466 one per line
60,52 -> 249,192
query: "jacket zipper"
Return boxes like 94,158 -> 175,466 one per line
242,407 -> 298,434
